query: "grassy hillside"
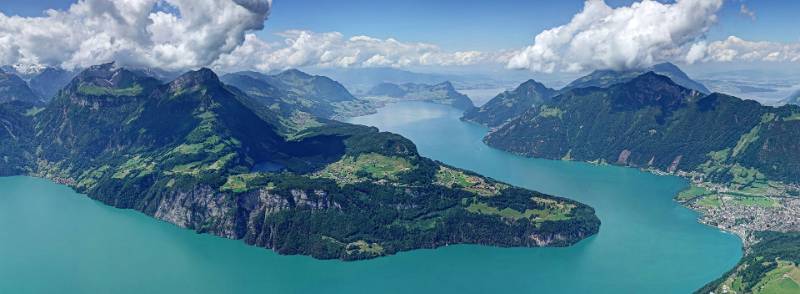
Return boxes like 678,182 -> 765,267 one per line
697,232 -> 800,294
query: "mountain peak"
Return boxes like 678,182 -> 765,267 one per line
608,72 -> 698,115
0,69 -> 41,104
518,79 -> 548,91
59,63 -> 162,99
433,81 -> 456,90
628,71 -> 676,86
616,71 -> 689,95
278,68 -> 312,79
81,62 -> 118,76
563,62 -> 709,94
171,68 -> 221,89
650,62 -> 681,72
73,62 -> 141,84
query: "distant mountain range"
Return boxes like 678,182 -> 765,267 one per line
221,69 -> 376,123
364,81 -> 475,110
0,62 -> 599,260
562,62 -> 711,94
309,67 -> 510,94
0,68 -> 41,104
28,67 -> 77,100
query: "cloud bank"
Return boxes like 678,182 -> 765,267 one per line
213,30 -> 505,72
0,0 -> 272,71
0,0 -> 499,73
507,0 -> 723,73
687,36 -> 800,64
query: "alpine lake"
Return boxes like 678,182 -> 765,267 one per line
0,101 -> 741,293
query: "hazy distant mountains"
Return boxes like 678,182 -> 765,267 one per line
309,67 -> 510,94
0,66 -> 77,103
562,62 -> 710,94
221,69 -> 376,122
0,68 -> 42,104
28,68 -> 77,100
364,81 -> 475,110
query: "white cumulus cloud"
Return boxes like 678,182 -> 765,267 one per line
688,36 -> 800,63
0,0 -> 272,71
212,30 -> 504,72
507,0 -> 723,73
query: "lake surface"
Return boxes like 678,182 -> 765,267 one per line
0,101 -> 741,293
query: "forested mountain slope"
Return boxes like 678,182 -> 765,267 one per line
0,63 -> 599,260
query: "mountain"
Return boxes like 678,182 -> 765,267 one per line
308,67 -> 517,95
1,64 -> 46,80
28,67 -> 77,101
221,69 -> 376,121
269,69 -> 357,103
485,72 -> 800,185
2,63 -> 599,261
364,81 -> 475,110
461,63 -> 707,128
0,100 -> 37,176
0,69 -> 41,104
562,62 -> 710,94
461,79 -> 557,127
647,62 -> 711,94
309,67 -> 461,94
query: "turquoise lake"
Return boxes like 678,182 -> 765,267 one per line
0,101 -> 741,293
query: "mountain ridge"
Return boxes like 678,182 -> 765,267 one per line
485,71 -> 797,182
364,81 -> 475,110
562,62 -> 710,94
461,79 -> 557,127
460,62 -> 709,128
1,63 -> 600,261
0,69 -> 41,104
221,68 -> 377,121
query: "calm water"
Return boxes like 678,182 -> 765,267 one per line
0,102 -> 741,293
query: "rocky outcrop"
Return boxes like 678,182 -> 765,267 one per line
154,186 -> 238,238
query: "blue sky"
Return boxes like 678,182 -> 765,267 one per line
1,0 -> 798,75
264,0 -> 800,50
4,0 -> 799,52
